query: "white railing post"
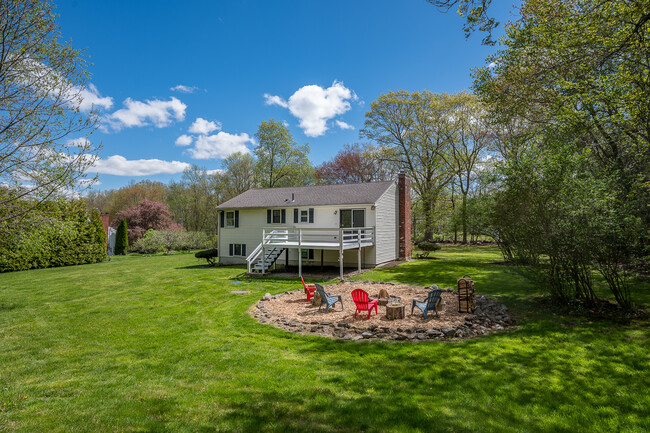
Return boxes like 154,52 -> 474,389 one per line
358,228 -> 362,271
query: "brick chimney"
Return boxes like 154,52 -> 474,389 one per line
398,173 -> 411,259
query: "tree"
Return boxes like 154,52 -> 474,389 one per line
167,165 -> 220,233
254,120 -> 313,188
361,91 -> 455,240
113,200 -> 181,244
114,219 -> 128,255
473,0 -> 649,309
315,143 -> 393,184
426,0 -> 498,45
104,180 -> 169,220
89,209 -> 107,262
447,92 -> 492,243
217,152 -> 256,200
0,0 -> 100,224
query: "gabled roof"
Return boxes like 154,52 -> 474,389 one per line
216,181 -> 395,210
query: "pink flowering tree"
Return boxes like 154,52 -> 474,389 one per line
113,200 -> 182,243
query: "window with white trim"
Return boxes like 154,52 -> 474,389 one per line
229,243 -> 247,256
225,211 -> 235,227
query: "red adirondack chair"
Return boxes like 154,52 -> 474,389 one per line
301,275 -> 317,301
351,289 -> 378,319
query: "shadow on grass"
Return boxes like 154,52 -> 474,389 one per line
210,320 -> 649,433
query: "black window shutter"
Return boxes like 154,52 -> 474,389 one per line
234,210 -> 239,227
267,209 -> 271,224
220,211 -> 224,227
242,244 -> 247,256
309,208 -> 314,223
281,209 -> 286,224
294,208 -> 299,223
229,244 -> 233,256
309,249 -> 314,260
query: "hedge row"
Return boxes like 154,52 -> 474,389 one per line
0,199 -> 107,272
130,229 -> 213,254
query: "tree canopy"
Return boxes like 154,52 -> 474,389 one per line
0,0 -> 100,223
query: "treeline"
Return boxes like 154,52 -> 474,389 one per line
469,0 -> 649,310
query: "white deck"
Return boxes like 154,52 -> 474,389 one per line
246,227 -> 375,277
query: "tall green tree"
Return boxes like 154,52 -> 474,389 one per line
473,0 -> 649,308
361,91 -> 455,240
218,152 -> 256,200
114,219 -> 128,255
0,0 -> 100,224
254,120 -> 313,188
447,92 -> 492,243
167,166 -> 220,233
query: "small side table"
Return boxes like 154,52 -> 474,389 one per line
386,304 -> 405,320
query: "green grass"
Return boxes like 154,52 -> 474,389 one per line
0,246 -> 648,432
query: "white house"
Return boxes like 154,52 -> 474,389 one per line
216,174 -> 412,279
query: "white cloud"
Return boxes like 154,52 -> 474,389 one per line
264,81 -> 357,137
175,134 -> 194,146
170,84 -> 199,93
188,117 -> 221,135
335,120 -> 354,130
263,93 -> 289,108
91,155 -> 191,176
67,137 -> 92,148
206,168 -> 225,175
77,83 -> 113,111
188,132 -> 254,159
488,62 -> 497,69
106,97 -> 186,131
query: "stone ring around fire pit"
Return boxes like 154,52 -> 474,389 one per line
250,281 -> 516,342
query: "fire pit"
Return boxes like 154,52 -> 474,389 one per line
385,302 -> 405,320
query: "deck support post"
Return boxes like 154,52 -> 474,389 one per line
298,229 -> 302,277
320,249 -> 324,271
261,245 -> 265,275
285,248 -> 289,269
339,228 -> 344,281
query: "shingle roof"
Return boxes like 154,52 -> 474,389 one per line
216,181 -> 395,209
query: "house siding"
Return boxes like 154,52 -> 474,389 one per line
374,182 -> 398,265
218,204 -> 381,267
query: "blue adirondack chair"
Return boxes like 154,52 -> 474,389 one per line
411,288 -> 443,320
315,283 -> 343,313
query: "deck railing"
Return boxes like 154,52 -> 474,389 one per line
246,227 -> 375,273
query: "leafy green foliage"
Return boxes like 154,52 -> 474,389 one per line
131,230 -> 212,254
194,248 -> 219,265
416,241 -> 441,258
0,0 -> 99,223
254,119 -> 313,187
0,199 -> 107,272
472,0 -> 649,309
114,219 -> 128,255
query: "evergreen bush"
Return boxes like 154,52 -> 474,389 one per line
114,219 -> 128,255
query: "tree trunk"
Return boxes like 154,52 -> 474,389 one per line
423,197 -> 433,241
462,192 -> 468,244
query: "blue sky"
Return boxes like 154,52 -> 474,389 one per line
55,0 -> 517,191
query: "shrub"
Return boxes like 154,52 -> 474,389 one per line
0,199 -> 109,272
417,241 -> 441,258
195,248 -> 219,265
131,230 -> 212,254
114,219 -> 128,255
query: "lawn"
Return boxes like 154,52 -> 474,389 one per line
0,246 -> 648,432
